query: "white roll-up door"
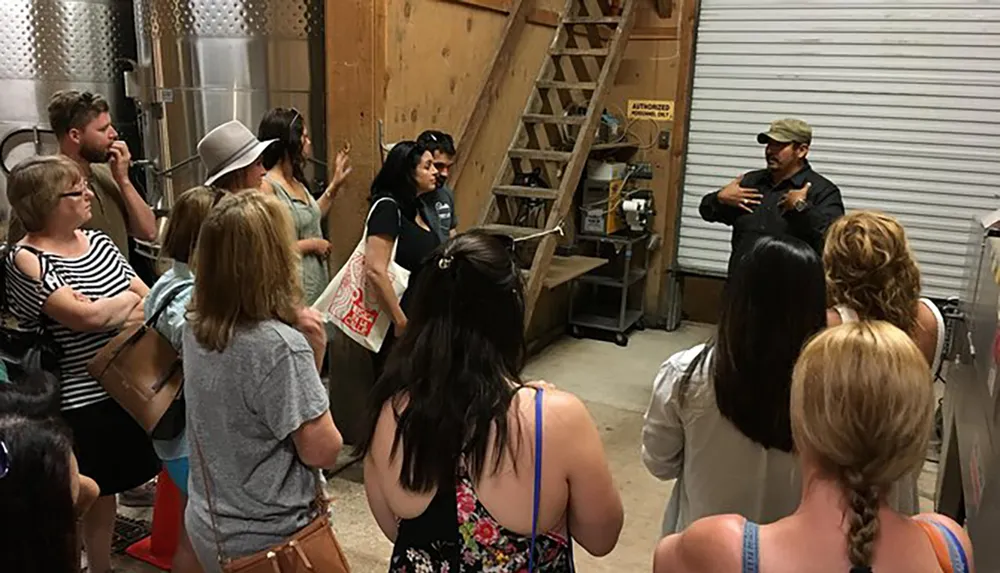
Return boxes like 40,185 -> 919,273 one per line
676,0 -> 1000,298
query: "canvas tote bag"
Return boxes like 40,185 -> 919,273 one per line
312,197 -> 409,353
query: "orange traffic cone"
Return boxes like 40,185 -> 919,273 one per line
126,469 -> 181,570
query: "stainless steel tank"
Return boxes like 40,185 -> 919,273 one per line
131,0 -> 327,209
0,0 -> 136,228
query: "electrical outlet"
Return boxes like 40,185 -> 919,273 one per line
658,130 -> 671,150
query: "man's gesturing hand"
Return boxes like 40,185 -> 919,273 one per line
717,175 -> 763,213
779,182 -> 811,213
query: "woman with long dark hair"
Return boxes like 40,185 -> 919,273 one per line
0,415 -> 80,573
258,107 -> 351,305
359,232 -> 624,572
653,322 -> 974,573
365,140 -> 440,370
641,235 -> 827,534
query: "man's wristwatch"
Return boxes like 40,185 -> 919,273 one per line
793,198 -> 809,212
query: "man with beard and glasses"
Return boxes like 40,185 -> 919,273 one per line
6,91 -> 157,254
699,118 -> 844,276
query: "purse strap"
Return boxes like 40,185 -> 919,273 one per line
147,282 -> 193,329
191,425 -> 229,564
191,418 -> 330,566
366,196 -> 403,261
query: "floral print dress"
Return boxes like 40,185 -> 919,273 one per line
390,461 -> 573,573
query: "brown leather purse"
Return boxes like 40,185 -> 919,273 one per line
87,285 -> 188,435
192,428 -> 351,573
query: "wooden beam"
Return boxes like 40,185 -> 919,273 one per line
325,0 -> 388,444
449,0 -> 510,13
631,26 -> 679,40
450,0 -> 538,185
664,0 -> 700,274
443,0 -> 560,27
655,0 -> 673,19
527,8 -> 560,27
327,0 -> 386,271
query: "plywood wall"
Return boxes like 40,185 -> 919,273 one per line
327,0 -> 692,329
604,2 -> 682,318
383,1 -> 508,143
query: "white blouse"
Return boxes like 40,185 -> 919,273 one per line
642,343 -> 923,536
641,344 -> 801,535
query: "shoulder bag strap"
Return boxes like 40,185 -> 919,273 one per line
368,196 -> 403,262
529,388 -> 543,573
147,282 -> 193,328
191,424 -> 229,565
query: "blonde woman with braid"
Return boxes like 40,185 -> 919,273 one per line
653,321 -> 973,573
824,210 -> 945,375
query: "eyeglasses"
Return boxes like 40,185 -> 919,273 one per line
60,179 -> 88,198
0,439 -> 9,479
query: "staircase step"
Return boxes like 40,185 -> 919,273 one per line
551,47 -> 610,57
540,255 -> 608,289
509,148 -> 573,162
478,224 -> 548,239
522,113 -> 586,125
494,185 -> 560,200
563,16 -> 622,25
536,80 -> 598,91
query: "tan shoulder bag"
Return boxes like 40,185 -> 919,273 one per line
87,284 -> 188,436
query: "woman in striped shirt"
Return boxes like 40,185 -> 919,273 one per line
4,155 -> 160,573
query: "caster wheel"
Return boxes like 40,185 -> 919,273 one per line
570,325 -> 583,338
635,318 -> 646,331
615,333 -> 628,347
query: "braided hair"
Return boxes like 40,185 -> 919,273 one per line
790,322 -> 935,572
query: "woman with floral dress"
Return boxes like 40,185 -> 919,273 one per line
359,233 -> 624,571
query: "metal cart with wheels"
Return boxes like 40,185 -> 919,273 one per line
568,232 -> 649,346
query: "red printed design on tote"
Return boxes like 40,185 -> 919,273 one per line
325,251 -> 382,336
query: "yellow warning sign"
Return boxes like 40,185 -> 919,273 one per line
627,99 -> 674,121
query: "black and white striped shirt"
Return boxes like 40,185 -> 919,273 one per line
5,230 -> 136,411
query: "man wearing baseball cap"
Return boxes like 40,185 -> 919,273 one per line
699,118 -> 844,274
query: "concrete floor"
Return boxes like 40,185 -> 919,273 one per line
115,322 -> 939,572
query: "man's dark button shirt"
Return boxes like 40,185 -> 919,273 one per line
698,160 -> 844,275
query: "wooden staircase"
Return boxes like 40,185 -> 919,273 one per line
477,0 -> 637,326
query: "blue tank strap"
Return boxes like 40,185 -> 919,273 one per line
929,520 -> 970,573
529,388 -> 544,573
741,519 -> 760,573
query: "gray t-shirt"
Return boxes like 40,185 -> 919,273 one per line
419,184 -> 457,243
183,320 -> 329,568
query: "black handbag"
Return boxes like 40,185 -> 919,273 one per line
0,243 -> 62,387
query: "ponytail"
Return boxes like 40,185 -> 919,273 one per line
843,468 -> 879,573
